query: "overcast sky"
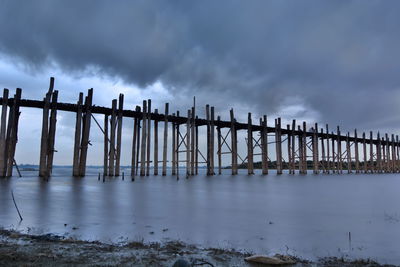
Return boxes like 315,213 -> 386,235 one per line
0,0 -> 399,166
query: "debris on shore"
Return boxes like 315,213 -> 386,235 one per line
0,228 -> 394,266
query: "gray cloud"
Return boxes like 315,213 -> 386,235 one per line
0,0 -> 399,134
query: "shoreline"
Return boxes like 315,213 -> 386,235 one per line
0,228 -> 394,267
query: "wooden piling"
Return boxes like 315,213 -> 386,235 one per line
78,88 -> 93,177
362,132 -> 367,173
261,116 -> 268,175
276,118 -> 282,174
331,131 -> 336,173
135,107 -> 141,175
337,126 -> 342,174
154,109 -> 158,175
291,120 -> 296,174
131,107 -> 139,178
46,90 -> 58,175
146,99 -> 151,176
191,104 -> 195,175
162,103 -> 169,176
385,133 -> 390,172
377,132 -> 382,172
396,135 -> 399,172
104,114 -> 109,177
354,129 -> 359,173
247,113 -> 254,175
326,124 -> 330,173
217,116 -> 222,175
312,123 -> 319,174
140,100 -> 147,176
171,113 -> 176,175
206,105 -> 211,175
320,127 -> 326,173
391,134 -> 395,172
39,83 -> 53,177
369,131 -> 374,173
176,111 -> 180,179
115,94 -> 124,176
72,93 -> 83,177
302,122 -> 307,174
230,109 -> 238,175
6,88 -> 21,177
186,109 -> 191,177
0,89 -> 8,177
109,99 -> 117,176
287,124 -> 292,174
346,132 -> 351,173
195,117 -> 199,175
210,107 -> 215,175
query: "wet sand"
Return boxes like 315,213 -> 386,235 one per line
0,228 -> 391,266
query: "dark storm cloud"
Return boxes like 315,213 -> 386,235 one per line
0,0 -> 399,132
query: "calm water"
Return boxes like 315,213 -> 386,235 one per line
1,167 -> 400,264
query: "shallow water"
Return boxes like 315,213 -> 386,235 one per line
1,167 -> 400,264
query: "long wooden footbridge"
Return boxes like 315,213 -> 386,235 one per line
0,78 -> 398,178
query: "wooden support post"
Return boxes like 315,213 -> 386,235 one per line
287,124 -> 292,174
104,114 -> 109,177
210,107 -> 215,175
206,105 -> 211,175
140,100 -> 147,176
312,123 -> 319,174
247,113 -> 254,175
217,116 -> 222,175
291,120 -> 296,174
276,118 -> 282,174
302,122 -> 307,174
72,93 -> 83,177
162,103 -> 169,176
354,129 -> 359,173
191,104 -> 195,175
331,131 -> 336,173
362,132 -> 367,173
46,90 -> 58,176
383,136 -> 386,172
377,132 -> 382,173
146,99 -> 151,176
320,127 -> 326,173
154,109 -> 159,175
298,126 -> 303,173
78,88 -> 93,177
230,109 -> 238,175
135,107 -> 141,175
326,124 -> 330,173
6,88 -> 21,177
186,109 -> 191,178
385,133 -> 390,172
261,116 -> 268,175
369,131 -> 374,173
195,116 -> 199,175
395,135 -> 400,172
346,132 -> 351,173
0,89 -> 8,177
39,81 -> 53,177
391,134 -> 395,173
176,111 -> 180,179
115,94 -> 124,176
171,113 -> 176,175
131,107 -> 139,178
337,126 -> 342,174
109,99 -> 117,176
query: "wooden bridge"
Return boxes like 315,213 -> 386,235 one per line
0,77 -> 398,179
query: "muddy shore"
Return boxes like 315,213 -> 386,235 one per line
0,228 -> 394,267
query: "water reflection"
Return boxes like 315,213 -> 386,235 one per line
0,167 -> 399,265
